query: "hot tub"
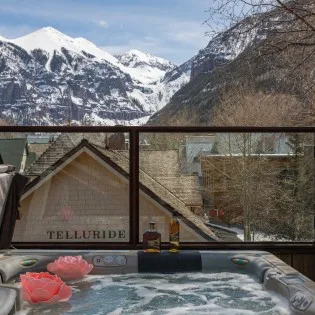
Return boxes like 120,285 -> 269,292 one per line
0,250 -> 314,314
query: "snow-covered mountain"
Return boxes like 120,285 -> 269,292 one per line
191,17 -> 266,80
0,27 -> 190,125
117,49 -> 176,82
149,16 -> 268,125
12,27 -> 119,67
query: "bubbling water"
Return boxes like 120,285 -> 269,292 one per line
21,272 -> 290,315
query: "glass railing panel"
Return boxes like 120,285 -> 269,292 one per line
0,131 -> 130,243
138,132 -> 315,243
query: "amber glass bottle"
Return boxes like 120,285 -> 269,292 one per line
169,211 -> 180,252
143,222 -> 161,252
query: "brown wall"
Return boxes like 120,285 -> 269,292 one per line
274,253 -> 315,281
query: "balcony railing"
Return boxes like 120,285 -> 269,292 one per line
0,125 -> 314,253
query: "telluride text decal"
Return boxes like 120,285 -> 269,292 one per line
47,230 -> 126,240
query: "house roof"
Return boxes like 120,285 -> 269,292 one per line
24,134 -> 222,241
139,150 -> 180,177
155,176 -> 203,206
119,149 -> 202,206
0,138 -> 27,171
28,143 -> 51,158
26,134 -> 76,177
26,134 -> 203,206
117,150 -> 180,177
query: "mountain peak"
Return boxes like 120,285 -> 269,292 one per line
19,26 -> 72,42
11,26 -> 119,66
118,49 -> 176,72
125,49 -> 151,57
12,26 -> 75,54
37,26 -> 64,34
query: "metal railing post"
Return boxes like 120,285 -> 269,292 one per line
129,129 -> 139,248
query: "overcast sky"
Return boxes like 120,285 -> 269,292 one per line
0,0 -> 212,64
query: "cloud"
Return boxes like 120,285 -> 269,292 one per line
98,20 -> 108,28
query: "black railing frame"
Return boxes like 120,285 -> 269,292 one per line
1,125 -> 315,253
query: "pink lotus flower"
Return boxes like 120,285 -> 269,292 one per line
47,256 -> 93,280
20,272 -> 72,304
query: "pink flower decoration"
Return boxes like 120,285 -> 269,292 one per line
20,272 -> 72,304
47,256 -> 93,281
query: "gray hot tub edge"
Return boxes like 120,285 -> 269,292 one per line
0,250 -> 314,314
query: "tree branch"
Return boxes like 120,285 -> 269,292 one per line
275,0 -> 315,31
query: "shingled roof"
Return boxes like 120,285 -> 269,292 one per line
28,143 -> 51,158
26,134 -> 75,177
24,134 -> 239,241
155,176 -> 202,206
118,149 -> 201,207
139,150 -> 180,177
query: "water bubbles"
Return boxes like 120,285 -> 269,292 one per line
24,272 -> 290,315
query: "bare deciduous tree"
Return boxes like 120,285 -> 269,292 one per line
212,84 -> 305,126
204,85 -> 315,241
206,0 -> 315,51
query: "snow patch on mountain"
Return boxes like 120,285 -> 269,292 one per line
116,49 -> 190,111
86,112 -> 151,126
118,49 -> 175,70
207,26 -> 261,60
117,49 -> 176,84
191,18 -> 266,79
74,37 -> 119,65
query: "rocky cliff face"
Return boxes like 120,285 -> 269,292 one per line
0,27 -> 190,125
190,17 -> 266,80
148,15 -> 277,125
